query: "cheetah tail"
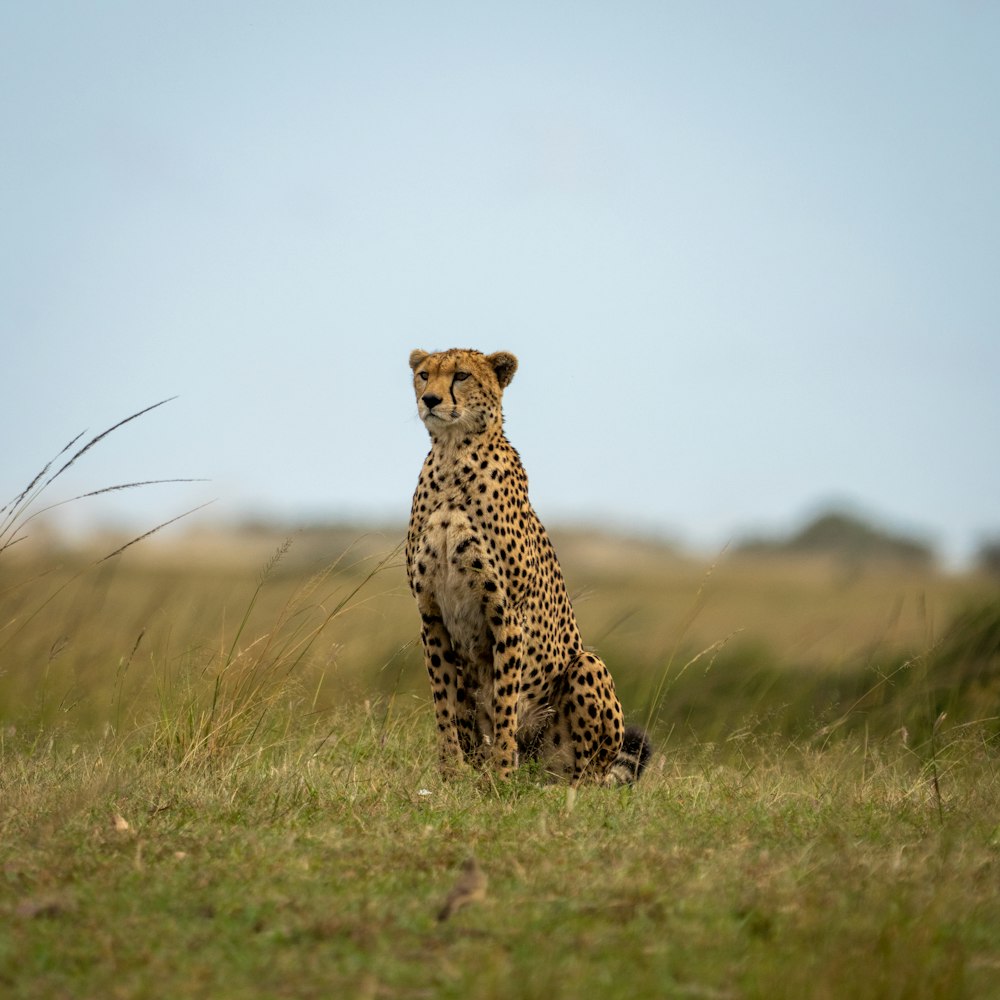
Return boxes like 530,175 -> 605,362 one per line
606,726 -> 653,785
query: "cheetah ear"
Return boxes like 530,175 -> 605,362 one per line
488,351 -> 518,389
409,349 -> 430,372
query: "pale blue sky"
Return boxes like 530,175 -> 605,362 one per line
3,2 -> 998,565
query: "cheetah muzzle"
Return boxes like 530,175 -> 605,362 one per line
406,347 -> 651,785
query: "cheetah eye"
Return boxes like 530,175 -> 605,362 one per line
453,372 -> 470,382
418,371 -> 429,381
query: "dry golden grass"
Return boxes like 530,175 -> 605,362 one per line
551,528 -> 989,667
1,521 -> 994,744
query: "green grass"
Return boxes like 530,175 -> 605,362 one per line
2,711 -> 999,999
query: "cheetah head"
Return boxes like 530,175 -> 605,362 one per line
409,348 -> 518,438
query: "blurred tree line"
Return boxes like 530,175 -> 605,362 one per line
737,508 -> 934,566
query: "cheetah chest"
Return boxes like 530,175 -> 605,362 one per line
417,510 -> 493,667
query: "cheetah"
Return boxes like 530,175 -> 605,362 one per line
406,348 -> 651,785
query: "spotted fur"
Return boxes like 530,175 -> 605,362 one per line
406,348 -> 651,785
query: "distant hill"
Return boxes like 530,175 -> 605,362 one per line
737,509 -> 935,566
978,538 -> 1000,580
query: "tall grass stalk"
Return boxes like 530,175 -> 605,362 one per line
1,400 -> 208,655
1,397 -> 184,553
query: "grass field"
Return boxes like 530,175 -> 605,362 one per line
2,520 -> 1000,998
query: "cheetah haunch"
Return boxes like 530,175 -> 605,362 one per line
406,348 -> 651,785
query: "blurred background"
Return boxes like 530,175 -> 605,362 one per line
2,4 -> 999,741
3,1 -> 998,567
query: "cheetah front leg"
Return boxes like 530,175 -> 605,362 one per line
484,596 -> 524,781
417,609 -> 464,776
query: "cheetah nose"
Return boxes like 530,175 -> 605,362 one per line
422,394 -> 443,410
